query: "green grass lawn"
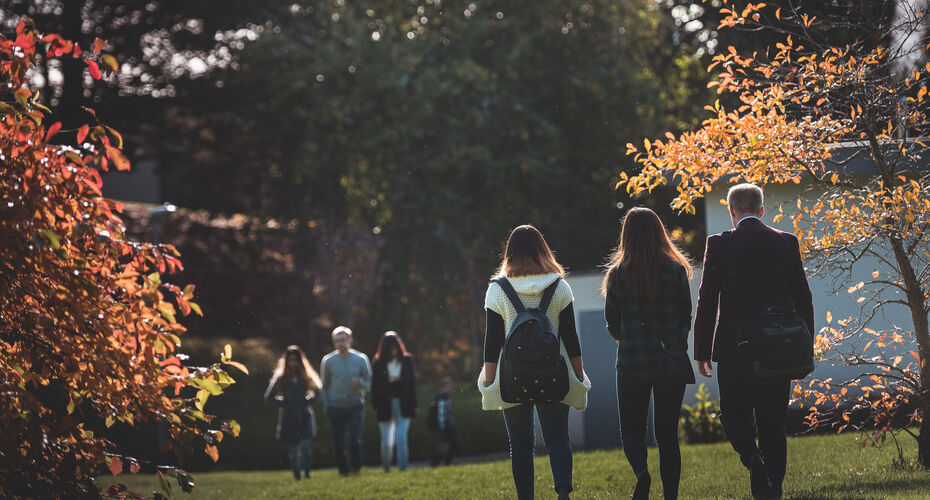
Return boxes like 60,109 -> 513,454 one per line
110,431 -> 930,499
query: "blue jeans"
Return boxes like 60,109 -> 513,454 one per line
288,438 -> 312,479
378,398 -> 411,471
502,402 -> 573,500
328,404 -> 364,474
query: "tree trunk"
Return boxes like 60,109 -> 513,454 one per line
888,236 -> 930,466
58,0 -> 85,137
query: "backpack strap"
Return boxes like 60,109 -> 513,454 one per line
493,277 -> 526,313
538,278 -> 561,314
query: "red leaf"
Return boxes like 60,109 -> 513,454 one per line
77,124 -> 90,143
130,461 -> 141,474
109,456 -> 123,476
72,43 -> 84,58
93,38 -> 107,54
87,60 -> 102,80
45,122 -> 61,142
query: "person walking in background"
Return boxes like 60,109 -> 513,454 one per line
479,225 -> 591,500
429,376 -> 457,467
603,208 -> 695,500
694,184 -> 814,499
264,345 -> 322,480
320,326 -> 372,476
371,331 -> 417,472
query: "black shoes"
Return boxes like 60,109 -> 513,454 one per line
632,470 -> 651,500
749,454 -> 779,499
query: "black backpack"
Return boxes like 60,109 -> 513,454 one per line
721,231 -> 815,380
495,277 -> 569,404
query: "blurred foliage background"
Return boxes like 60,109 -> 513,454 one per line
0,0 -> 753,470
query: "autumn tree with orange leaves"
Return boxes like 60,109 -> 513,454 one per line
0,21 -> 245,497
622,1 -> 930,465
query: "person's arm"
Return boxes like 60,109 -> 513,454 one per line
604,269 -> 622,342
369,360 -> 381,409
678,264 -> 693,347
264,377 -> 285,407
482,309 -> 505,387
319,357 -> 331,408
305,391 -> 318,405
407,356 -> 417,410
358,354 -> 372,391
558,302 -> 584,380
693,235 -> 721,362
787,234 -> 815,334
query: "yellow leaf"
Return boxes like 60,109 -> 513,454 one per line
826,311 -> 833,324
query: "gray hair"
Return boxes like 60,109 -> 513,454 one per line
727,183 -> 764,215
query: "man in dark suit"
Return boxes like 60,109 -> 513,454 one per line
694,183 -> 814,499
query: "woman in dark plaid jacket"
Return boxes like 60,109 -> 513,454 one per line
603,207 -> 693,500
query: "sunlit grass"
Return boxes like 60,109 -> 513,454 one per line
111,431 -> 930,499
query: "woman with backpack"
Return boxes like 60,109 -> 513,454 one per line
371,331 -> 417,472
264,345 -> 322,480
479,225 -> 591,500
603,208 -> 695,500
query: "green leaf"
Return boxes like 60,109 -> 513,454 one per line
224,360 -> 249,375
195,389 -> 209,411
40,230 -> 60,250
192,377 -> 223,396
158,304 -> 176,324
189,301 -> 203,316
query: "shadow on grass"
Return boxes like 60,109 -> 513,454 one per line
787,474 -> 930,500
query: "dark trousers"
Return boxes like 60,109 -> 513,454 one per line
717,361 -> 791,489
503,402 -> 573,500
328,404 -> 364,474
617,372 -> 686,499
431,426 -> 457,466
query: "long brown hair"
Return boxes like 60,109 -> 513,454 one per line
601,207 -> 692,298
271,345 -> 322,394
494,225 -> 565,278
373,331 -> 409,362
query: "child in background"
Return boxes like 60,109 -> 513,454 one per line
430,376 -> 457,466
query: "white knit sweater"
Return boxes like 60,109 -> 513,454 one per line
477,273 -> 591,411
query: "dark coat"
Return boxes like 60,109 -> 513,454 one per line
694,217 -> 815,362
264,376 -> 317,444
371,354 -> 417,422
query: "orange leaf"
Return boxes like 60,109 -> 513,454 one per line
205,444 -> 219,462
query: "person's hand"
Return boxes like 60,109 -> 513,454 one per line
352,377 -> 361,388
481,373 -> 494,387
697,360 -> 714,378
574,369 -> 584,382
